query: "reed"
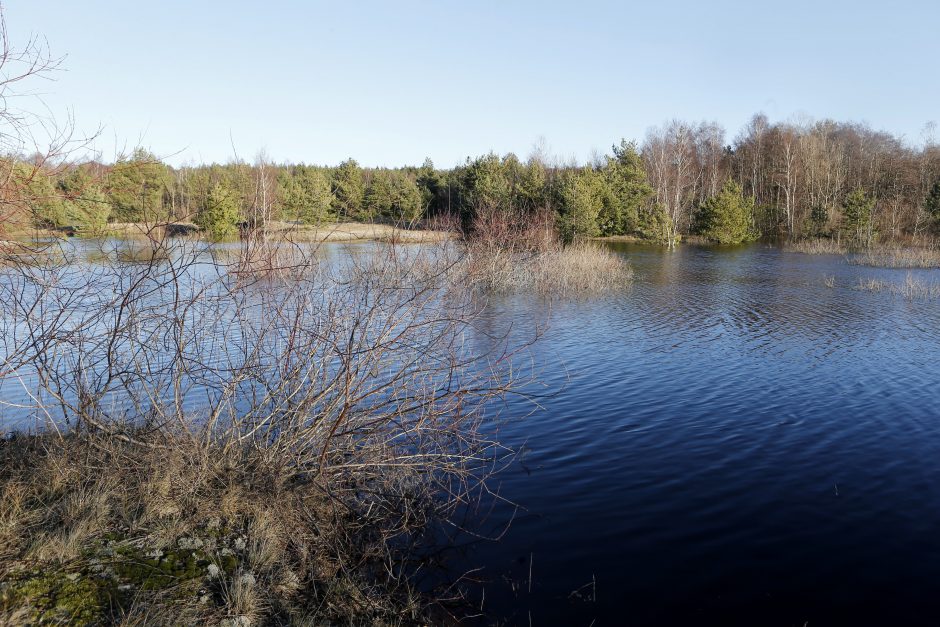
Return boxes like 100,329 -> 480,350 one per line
854,274 -> 940,300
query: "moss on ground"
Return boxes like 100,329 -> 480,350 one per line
0,528 -> 254,625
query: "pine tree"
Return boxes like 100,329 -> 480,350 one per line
557,168 -> 603,242
198,182 -> 240,240
696,178 -> 756,244
842,188 -> 875,244
332,159 -> 365,220
598,140 -> 654,236
926,180 -> 940,230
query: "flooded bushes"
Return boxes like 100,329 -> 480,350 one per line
850,246 -> 940,269
463,204 -> 632,294
0,235 -> 525,624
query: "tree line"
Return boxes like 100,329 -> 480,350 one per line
9,114 -> 940,245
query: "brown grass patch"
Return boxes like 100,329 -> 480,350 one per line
854,274 -> 940,300
850,246 -> 940,269
0,431 -> 451,625
784,238 -> 848,255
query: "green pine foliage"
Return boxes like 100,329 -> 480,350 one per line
557,168 -> 603,242
197,182 -> 241,240
106,149 -> 173,222
364,170 -> 423,222
842,188 -> 875,243
695,179 -> 756,244
332,159 -> 365,220
279,166 -> 333,224
926,180 -> 940,230
58,169 -> 112,229
597,140 -> 655,236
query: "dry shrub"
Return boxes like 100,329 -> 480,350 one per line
0,227 -> 528,624
0,428 -> 478,625
529,242 -> 633,294
464,204 -> 631,294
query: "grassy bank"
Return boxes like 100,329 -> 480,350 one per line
0,430 -> 443,626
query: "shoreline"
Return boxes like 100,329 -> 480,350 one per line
3,221 -> 455,245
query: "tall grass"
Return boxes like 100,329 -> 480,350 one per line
850,246 -> 940,269
463,204 -> 632,295
783,238 -> 848,255
785,237 -> 940,269
854,273 -> 940,300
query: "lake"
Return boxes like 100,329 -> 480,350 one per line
462,242 -> 940,626
2,239 -> 939,626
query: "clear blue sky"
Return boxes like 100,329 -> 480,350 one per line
6,0 -> 939,167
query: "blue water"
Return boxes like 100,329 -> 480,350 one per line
4,239 -> 940,625
465,243 -> 940,626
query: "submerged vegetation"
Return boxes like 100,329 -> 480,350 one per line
784,238 -> 940,269
854,274 -> 940,300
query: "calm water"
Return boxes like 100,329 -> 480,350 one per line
465,243 -> 940,626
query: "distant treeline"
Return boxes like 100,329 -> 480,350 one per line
9,114 -> 940,245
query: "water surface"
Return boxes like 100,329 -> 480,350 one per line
466,243 -> 940,626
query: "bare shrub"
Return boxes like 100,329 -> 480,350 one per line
463,204 -> 631,294
0,225 -> 532,623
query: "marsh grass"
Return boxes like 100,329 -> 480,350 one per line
854,274 -> 940,300
464,205 -> 632,295
783,238 -> 848,256
786,238 -> 940,269
850,246 -> 940,269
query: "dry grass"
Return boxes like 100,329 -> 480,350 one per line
466,241 -> 631,295
263,221 -> 453,244
854,274 -> 940,300
786,238 -> 940,269
0,431 -> 447,625
784,238 -> 848,255
850,246 -> 940,269
463,205 -> 631,295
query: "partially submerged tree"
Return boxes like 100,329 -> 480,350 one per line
197,182 -> 241,240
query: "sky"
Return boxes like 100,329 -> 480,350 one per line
4,0 -> 939,167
